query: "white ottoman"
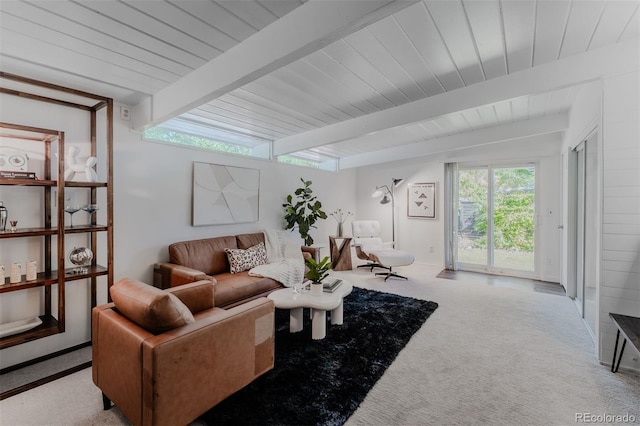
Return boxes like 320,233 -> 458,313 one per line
368,249 -> 415,281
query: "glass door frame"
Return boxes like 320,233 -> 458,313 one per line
575,141 -> 586,316
572,130 -> 598,338
456,162 -> 539,279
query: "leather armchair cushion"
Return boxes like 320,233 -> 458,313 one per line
110,278 -> 195,334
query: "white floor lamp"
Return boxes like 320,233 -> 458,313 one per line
372,178 -> 404,247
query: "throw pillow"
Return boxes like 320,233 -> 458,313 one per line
224,242 -> 268,274
110,278 -> 195,334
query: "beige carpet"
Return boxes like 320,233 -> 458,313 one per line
1,264 -> 638,426
1,345 -> 92,395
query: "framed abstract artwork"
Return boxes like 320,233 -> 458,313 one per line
192,162 -> 260,226
408,182 -> 436,219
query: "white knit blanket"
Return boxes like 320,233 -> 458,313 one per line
249,230 -> 304,288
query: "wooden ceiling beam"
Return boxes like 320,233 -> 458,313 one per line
273,38 -> 638,156
131,0 -> 419,131
339,113 -> 569,169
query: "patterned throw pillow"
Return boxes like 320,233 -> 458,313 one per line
224,242 -> 268,274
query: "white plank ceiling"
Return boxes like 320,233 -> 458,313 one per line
1,0 -> 638,169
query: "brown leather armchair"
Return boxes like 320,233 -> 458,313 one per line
92,278 -> 275,426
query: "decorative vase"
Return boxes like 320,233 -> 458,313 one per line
10,262 -> 21,284
310,282 -> 323,296
337,222 -> 343,237
26,260 -> 37,281
69,246 -> 93,274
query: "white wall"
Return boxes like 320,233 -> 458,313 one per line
355,138 -> 563,283
0,96 -> 355,368
599,70 -> 640,371
559,71 -> 640,373
113,122 -> 355,286
356,159 -> 445,266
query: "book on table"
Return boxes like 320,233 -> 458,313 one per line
303,278 -> 343,292
323,278 -> 342,293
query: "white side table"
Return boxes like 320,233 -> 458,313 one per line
268,280 -> 353,340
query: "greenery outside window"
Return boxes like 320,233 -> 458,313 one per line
277,150 -> 337,171
144,118 -> 270,159
145,118 -> 338,171
456,164 -> 536,274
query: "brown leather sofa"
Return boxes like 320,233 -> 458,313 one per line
93,278 -> 275,426
153,231 -> 318,308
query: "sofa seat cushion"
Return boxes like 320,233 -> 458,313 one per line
110,278 -> 195,334
214,272 -> 282,307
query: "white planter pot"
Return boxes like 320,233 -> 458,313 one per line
310,282 -> 323,296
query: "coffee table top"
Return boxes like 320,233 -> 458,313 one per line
268,279 -> 353,311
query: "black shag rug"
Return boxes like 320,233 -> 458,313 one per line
199,287 -> 438,426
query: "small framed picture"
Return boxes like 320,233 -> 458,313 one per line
408,183 -> 436,219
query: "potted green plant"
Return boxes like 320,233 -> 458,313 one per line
304,256 -> 332,296
283,178 -> 327,245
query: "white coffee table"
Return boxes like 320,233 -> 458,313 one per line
268,279 -> 353,340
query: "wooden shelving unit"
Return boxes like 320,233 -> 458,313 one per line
0,73 -> 113,350
0,265 -> 109,293
0,315 -> 60,349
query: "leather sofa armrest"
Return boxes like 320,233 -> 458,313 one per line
166,280 -> 215,313
153,262 -> 215,289
301,245 -> 319,262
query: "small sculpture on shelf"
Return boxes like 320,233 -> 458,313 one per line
69,247 -> 93,274
63,145 -> 97,182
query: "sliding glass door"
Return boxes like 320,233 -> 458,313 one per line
456,165 -> 536,275
457,168 -> 489,267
